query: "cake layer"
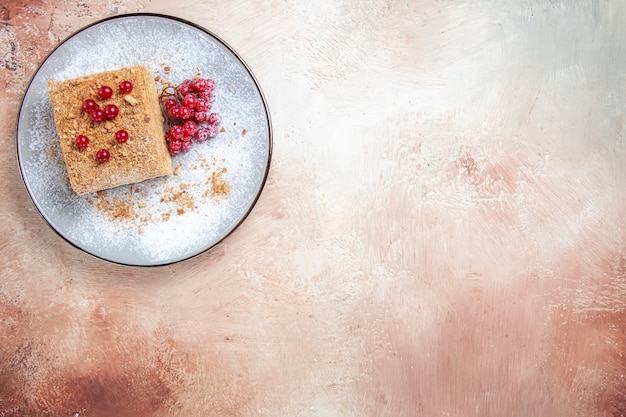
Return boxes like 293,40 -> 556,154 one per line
48,66 -> 172,195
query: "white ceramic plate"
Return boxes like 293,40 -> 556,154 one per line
17,14 -> 272,266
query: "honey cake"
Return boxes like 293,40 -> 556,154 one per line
48,66 -> 172,195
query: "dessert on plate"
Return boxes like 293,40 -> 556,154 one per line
47,65 -> 172,195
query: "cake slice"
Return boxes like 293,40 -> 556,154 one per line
48,66 -> 172,195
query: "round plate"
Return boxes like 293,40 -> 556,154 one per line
17,14 -> 272,266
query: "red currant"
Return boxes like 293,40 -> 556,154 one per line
194,98 -> 209,113
169,125 -> 184,140
164,98 -> 177,110
81,99 -> 97,113
75,135 -> 89,149
96,149 -> 110,163
206,124 -> 219,138
179,107 -> 192,120
98,85 -> 113,100
169,106 -> 181,119
178,80 -> 193,95
183,94 -> 197,109
181,138 -> 193,152
91,108 -> 106,123
104,104 -> 119,120
183,120 -> 197,137
119,80 -> 133,94
198,90 -> 214,102
208,113 -> 221,126
168,139 -> 182,155
196,129 -> 210,142
194,111 -> 207,123
115,129 -> 129,143
192,78 -> 214,92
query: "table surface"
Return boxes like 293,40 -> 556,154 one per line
1,1 -> 625,416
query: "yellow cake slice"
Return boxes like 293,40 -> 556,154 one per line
48,65 -> 172,195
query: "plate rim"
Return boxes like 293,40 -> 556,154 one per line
15,12 -> 273,267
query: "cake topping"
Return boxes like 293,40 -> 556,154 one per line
97,85 -> 113,99
75,135 -> 90,149
91,108 -> 106,123
115,129 -> 129,143
96,148 -> 110,163
82,98 -> 97,113
104,104 -> 119,120
119,80 -> 133,94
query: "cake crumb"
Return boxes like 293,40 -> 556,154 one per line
241,129 -> 247,135
90,190 -> 137,223
208,167 -> 230,199
173,165 -> 181,175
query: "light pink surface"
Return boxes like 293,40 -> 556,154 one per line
1,1 -> 625,416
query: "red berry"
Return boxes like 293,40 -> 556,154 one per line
194,98 -> 209,113
115,129 -> 129,143
192,78 -> 214,93
196,129 -> 210,142
75,135 -> 89,149
98,85 -> 113,100
169,106 -> 181,119
198,91 -> 214,102
208,113 -> 221,126
96,148 -> 110,163
183,120 -> 197,137
119,80 -> 133,94
206,124 -> 219,138
91,108 -> 106,123
168,139 -> 182,155
181,138 -> 193,152
169,125 -> 184,140
104,104 -> 119,120
178,80 -> 193,95
179,107 -> 192,120
198,125 -> 218,141
82,99 -> 97,113
194,111 -> 207,123
183,94 -> 197,109
164,98 -> 177,110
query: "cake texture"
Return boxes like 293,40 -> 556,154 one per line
48,66 -> 172,195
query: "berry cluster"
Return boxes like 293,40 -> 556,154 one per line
77,81 -> 134,163
160,77 -> 221,155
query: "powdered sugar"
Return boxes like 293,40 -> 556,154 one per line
17,15 -> 271,265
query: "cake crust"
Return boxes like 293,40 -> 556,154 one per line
48,66 -> 172,195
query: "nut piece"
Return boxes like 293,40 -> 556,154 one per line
124,95 -> 139,106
